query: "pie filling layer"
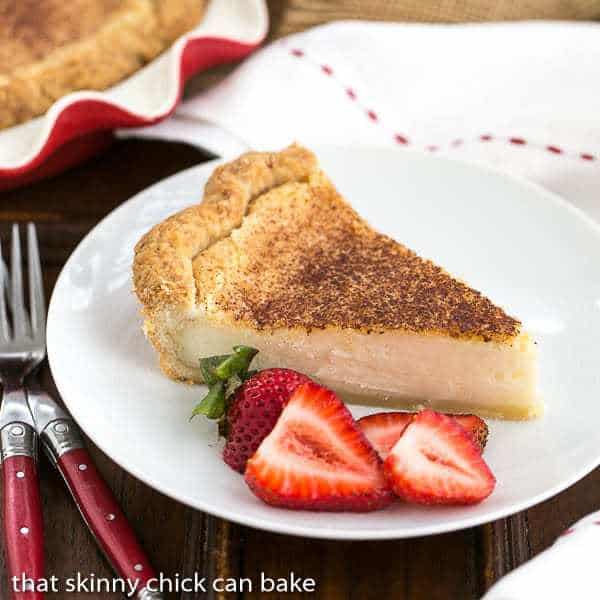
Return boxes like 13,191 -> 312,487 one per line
174,319 -> 540,420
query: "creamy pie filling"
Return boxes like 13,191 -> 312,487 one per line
172,318 -> 540,420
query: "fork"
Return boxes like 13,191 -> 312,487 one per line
0,224 -> 45,599
0,224 -> 163,600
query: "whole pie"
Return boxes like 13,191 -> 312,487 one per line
133,145 -> 540,419
0,0 -> 205,129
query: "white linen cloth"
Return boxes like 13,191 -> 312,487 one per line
482,510 -> 600,599
126,20 -> 600,220
125,20 -> 600,599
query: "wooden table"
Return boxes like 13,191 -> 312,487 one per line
2,3 -> 599,598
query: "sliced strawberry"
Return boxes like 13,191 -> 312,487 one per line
223,368 -> 310,472
245,382 -> 394,512
356,412 -> 414,458
383,410 -> 495,505
453,414 -> 489,454
358,411 -> 488,458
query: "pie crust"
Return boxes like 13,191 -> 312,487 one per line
0,0 -> 205,129
134,144 -> 319,379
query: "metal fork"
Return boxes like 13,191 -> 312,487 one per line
0,224 -> 46,431
0,224 -> 162,600
0,224 -> 46,599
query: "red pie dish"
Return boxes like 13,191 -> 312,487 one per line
0,0 -> 267,191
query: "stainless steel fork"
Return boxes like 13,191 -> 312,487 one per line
0,224 -> 163,600
0,224 -> 46,599
0,225 -> 46,434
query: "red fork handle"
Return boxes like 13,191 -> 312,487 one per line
56,447 -> 158,596
1,425 -> 45,600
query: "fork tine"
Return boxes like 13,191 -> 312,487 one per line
0,243 -> 10,342
27,223 -> 45,339
11,224 -> 29,339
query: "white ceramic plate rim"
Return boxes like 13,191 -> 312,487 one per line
48,148 -> 600,540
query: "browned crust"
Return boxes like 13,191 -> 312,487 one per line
0,0 -> 205,129
134,144 -> 521,349
196,182 -> 520,340
133,144 -> 318,313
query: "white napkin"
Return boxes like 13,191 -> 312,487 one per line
482,510 -> 600,600
126,20 -> 600,221
125,20 -> 600,599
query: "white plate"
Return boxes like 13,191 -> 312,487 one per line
48,147 -> 600,540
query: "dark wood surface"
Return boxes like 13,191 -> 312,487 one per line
1,2 -> 599,597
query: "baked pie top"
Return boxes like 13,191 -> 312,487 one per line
1,0 -> 120,76
133,144 -> 520,342
0,0 -> 205,128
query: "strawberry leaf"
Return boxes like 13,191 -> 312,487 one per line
214,346 -> 258,380
199,354 -> 230,386
192,346 -> 259,421
225,373 -> 244,399
244,369 -> 259,381
190,381 -> 226,420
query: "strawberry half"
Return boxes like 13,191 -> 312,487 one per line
453,414 -> 489,454
245,382 -> 394,512
358,411 -> 488,458
383,410 -> 495,505
223,368 -> 310,472
357,412 -> 414,458
191,346 -> 311,473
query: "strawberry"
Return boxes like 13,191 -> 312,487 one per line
245,382 -> 394,512
358,411 -> 488,458
191,346 -> 311,473
223,368 -> 310,472
383,410 -> 495,505
356,412 -> 413,458
453,414 -> 489,454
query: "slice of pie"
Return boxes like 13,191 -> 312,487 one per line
133,145 -> 540,419
0,0 -> 205,129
